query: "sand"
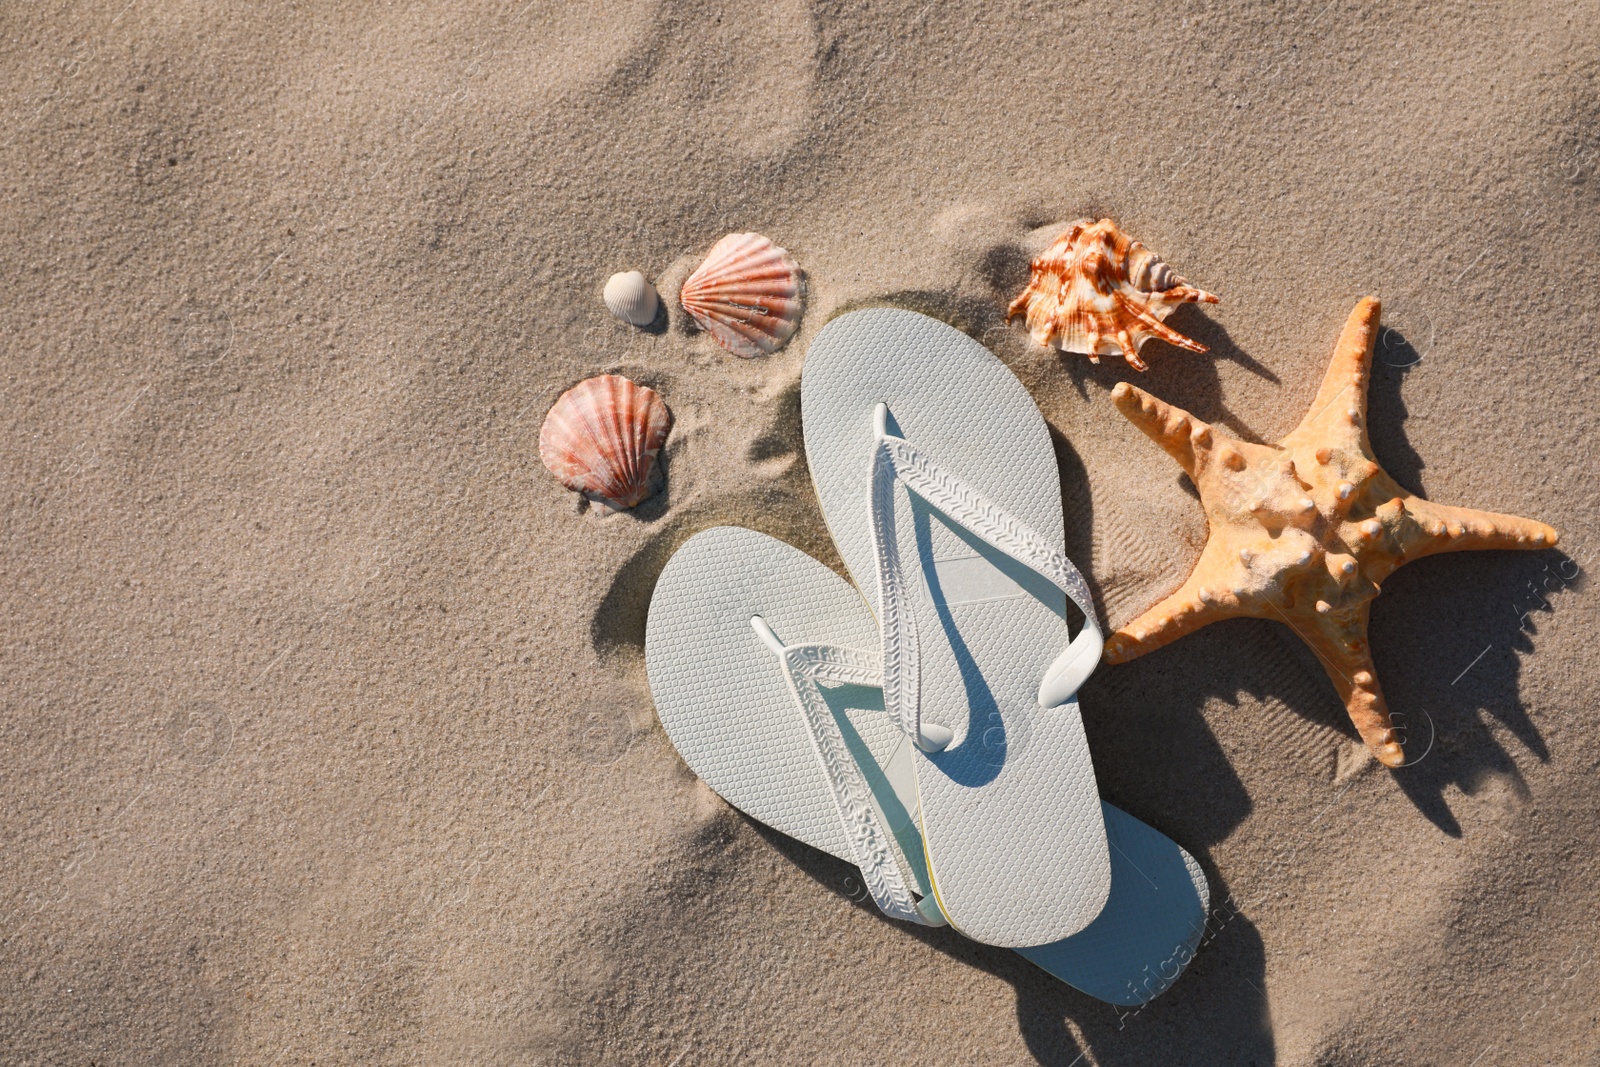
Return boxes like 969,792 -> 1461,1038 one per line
3,1 -> 1598,1063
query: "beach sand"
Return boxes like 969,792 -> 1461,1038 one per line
2,1 -> 1597,1063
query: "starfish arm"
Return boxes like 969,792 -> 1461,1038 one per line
1104,546 -> 1248,662
1110,382 -> 1214,478
1398,495 -> 1559,561
1285,605 -> 1405,767
1283,297 -> 1380,454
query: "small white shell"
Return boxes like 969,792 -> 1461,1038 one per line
603,271 -> 660,327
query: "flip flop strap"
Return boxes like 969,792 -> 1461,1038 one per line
755,630 -> 944,927
869,409 -> 1103,746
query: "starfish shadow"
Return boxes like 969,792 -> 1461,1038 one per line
1355,339 -> 1563,834
1365,332 -> 1428,493
1075,317 -> 1563,840
1371,549 -> 1574,835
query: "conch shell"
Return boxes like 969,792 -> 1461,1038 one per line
539,374 -> 672,510
1006,219 -> 1218,371
679,232 -> 804,357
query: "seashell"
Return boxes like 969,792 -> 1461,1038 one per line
1006,218 -> 1219,371
1104,298 -> 1558,769
603,271 -> 660,327
679,232 -> 804,357
539,375 -> 672,510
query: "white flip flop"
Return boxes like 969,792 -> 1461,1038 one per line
800,307 -> 1110,947
644,527 -> 1209,1004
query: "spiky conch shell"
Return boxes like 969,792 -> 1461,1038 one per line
539,375 -> 672,510
1006,218 -> 1219,371
679,232 -> 804,357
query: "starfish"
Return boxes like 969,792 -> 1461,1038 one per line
1104,298 -> 1558,767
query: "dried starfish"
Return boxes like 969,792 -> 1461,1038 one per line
1105,298 -> 1558,767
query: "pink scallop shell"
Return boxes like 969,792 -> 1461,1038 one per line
539,375 -> 672,510
679,232 -> 804,358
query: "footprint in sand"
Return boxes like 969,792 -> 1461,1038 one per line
667,0 -> 816,157
502,0 -> 816,158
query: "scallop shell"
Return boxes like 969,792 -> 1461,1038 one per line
679,232 -> 804,357
1006,219 -> 1219,371
603,271 -> 660,327
539,375 -> 672,510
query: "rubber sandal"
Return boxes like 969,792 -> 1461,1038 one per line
801,307 -> 1110,947
645,527 -> 1210,1003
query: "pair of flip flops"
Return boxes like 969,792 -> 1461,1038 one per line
644,309 -> 1209,1004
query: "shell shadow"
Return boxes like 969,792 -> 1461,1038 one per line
1050,309 -> 1267,449
1176,312 -> 1280,384
971,233 -> 1262,440
975,240 -> 1034,300
637,296 -> 670,336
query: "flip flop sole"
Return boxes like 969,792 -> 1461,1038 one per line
1018,806 -> 1209,1006
802,308 -> 1109,946
646,526 -> 929,893
646,527 -> 1209,1004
